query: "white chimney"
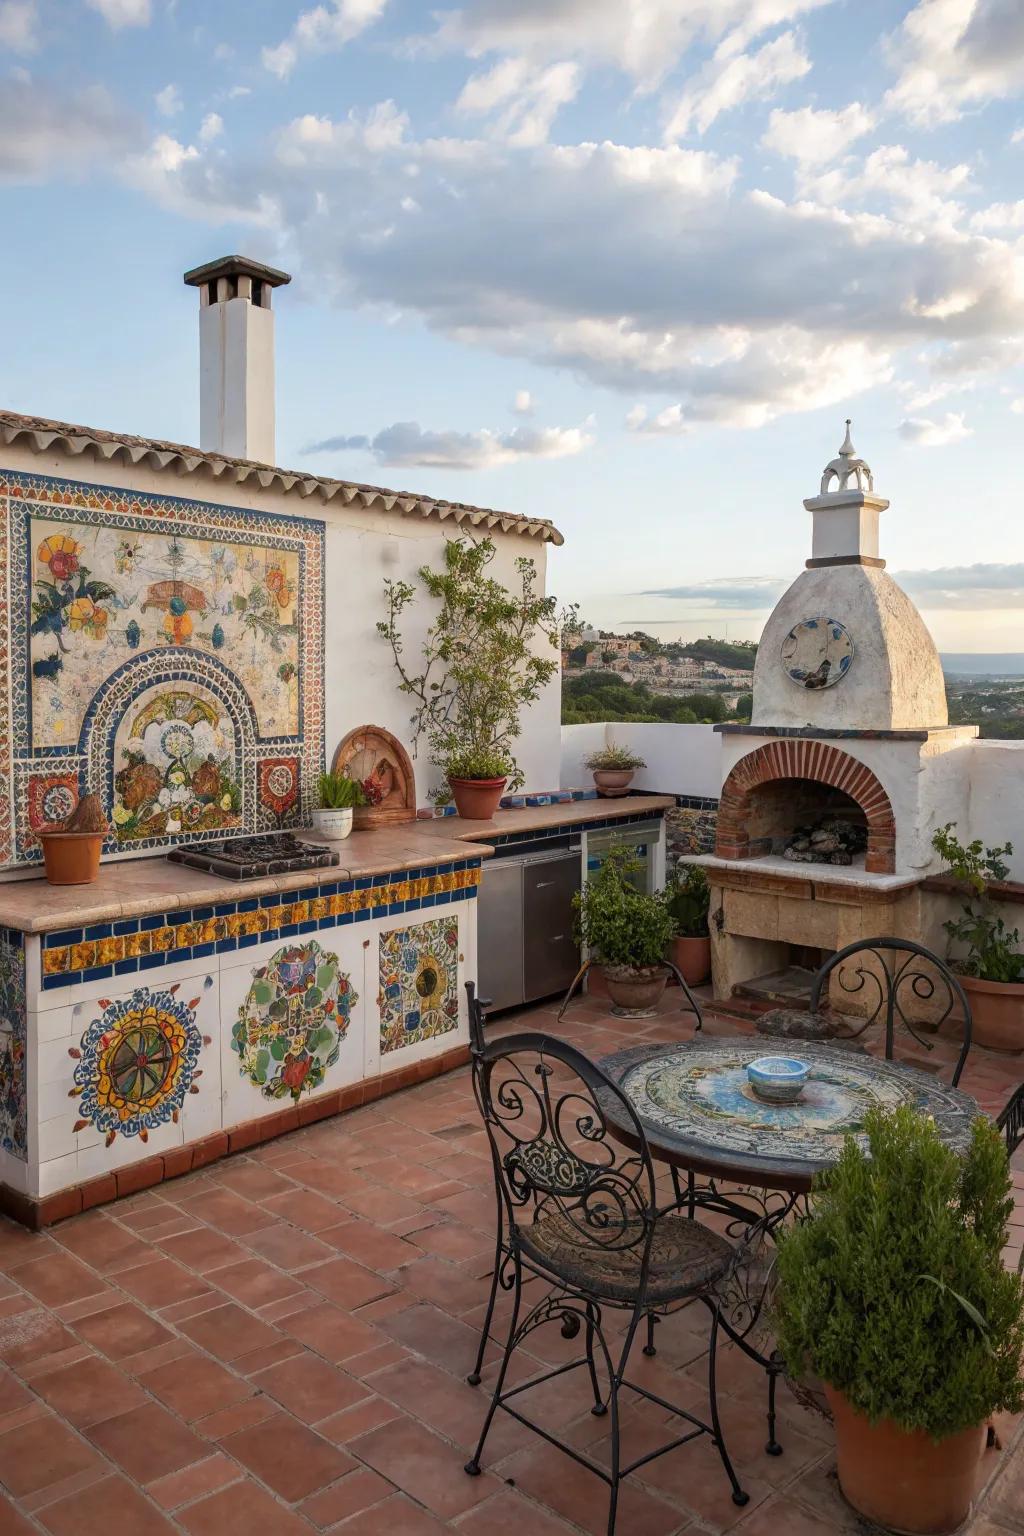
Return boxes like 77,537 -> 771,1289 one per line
183,255 -> 291,464
802,419 -> 889,567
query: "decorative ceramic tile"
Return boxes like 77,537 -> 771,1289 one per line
68,981 -> 213,1146
3,468 -> 325,866
258,756 -> 300,825
26,772 -> 79,835
232,940 -> 357,1101
0,932 -> 27,1159
378,916 -> 460,1056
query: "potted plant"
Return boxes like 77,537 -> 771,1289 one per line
665,862 -> 711,985
572,846 -> 675,1011
312,772 -> 366,841
932,823 -> 1024,1052
775,1106 -> 1024,1536
37,792 -> 108,885
584,745 -> 646,798
378,537 -> 571,821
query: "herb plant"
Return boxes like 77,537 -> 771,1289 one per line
666,863 -> 710,938
572,846 -> 675,971
775,1106 -> 1024,1441
584,746 -> 646,772
378,537 -> 571,792
932,823 -> 1024,983
317,773 -> 367,810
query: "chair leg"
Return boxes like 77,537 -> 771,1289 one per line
467,1227 -> 504,1386
706,1304 -> 749,1507
643,1311 -> 659,1356
585,1302 -> 607,1416
465,1258 -> 523,1476
766,1352 -> 783,1456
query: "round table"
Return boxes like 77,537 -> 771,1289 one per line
599,1037 -> 980,1195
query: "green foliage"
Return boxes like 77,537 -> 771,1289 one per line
572,847 -> 675,969
733,692 -> 753,721
932,822 -> 1024,982
378,537 -> 571,792
665,862 -> 710,937
678,637 -> 757,670
774,1107 -> 1024,1440
445,745 -> 515,780
562,673 -> 724,725
584,745 -> 646,771
318,772 -> 367,810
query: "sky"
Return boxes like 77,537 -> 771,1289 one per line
3,0 -> 1024,651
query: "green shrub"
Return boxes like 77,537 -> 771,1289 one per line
932,822 -> 1024,983
584,745 -> 646,771
775,1106 -> 1024,1440
317,772 -> 366,810
666,862 -> 710,937
572,847 -> 674,970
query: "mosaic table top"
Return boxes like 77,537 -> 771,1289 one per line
600,1039 -> 979,1192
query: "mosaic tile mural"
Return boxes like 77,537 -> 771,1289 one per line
232,941 -> 357,1101
0,468 -> 325,865
0,932 -> 27,1160
69,982 -> 212,1146
379,916 -> 460,1055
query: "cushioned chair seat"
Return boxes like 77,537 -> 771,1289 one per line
517,1210 -> 735,1304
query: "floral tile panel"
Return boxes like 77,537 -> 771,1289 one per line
0,931 -> 27,1160
379,916 -> 460,1056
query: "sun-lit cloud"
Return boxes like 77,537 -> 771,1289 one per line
0,78 -> 140,184
665,30 -> 811,139
885,0 -> 1024,126
761,102 -> 875,164
897,412 -> 972,446
154,84 -> 182,118
85,0 -> 151,26
305,418 -> 595,470
263,0 -> 388,78
0,0 -> 38,53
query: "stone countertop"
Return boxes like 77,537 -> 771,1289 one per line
689,851 -> 921,893
0,794 -> 674,935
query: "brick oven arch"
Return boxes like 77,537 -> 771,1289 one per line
715,741 -> 896,874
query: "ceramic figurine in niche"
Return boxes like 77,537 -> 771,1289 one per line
332,725 -> 416,828
233,941 -> 357,1101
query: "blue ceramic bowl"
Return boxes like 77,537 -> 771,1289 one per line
746,1056 -> 811,1104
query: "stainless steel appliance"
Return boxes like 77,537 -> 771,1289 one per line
477,836 -> 581,1011
585,820 -> 662,894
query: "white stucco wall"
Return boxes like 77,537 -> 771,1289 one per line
964,740 -> 1024,880
561,722 -> 722,798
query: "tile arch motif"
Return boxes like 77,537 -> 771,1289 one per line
715,740 -> 896,875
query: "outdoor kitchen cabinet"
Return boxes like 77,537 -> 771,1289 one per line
478,838 -> 581,1010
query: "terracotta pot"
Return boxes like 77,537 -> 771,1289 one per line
601,963 -> 669,1012
825,1385 -> 984,1535
448,776 -> 507,821
960,973 -> 1024,1053
38,831 -> 104,885
592,769 -> 635,798
668,934 -> 711,986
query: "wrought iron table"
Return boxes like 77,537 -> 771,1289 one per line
598,1038 -> 981,1450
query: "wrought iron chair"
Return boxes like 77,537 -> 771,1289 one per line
464,1026 -> 749,1534
997,1082 -> 1024,1158
757,937 -> 972,1088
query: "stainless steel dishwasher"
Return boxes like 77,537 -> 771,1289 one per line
477,837 -> 581,1010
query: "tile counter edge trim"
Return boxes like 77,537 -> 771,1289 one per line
40,862 -> 481,989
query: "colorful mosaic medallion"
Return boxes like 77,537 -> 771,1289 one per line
112,686 -> 243,843
780,616 -> 854,690
70,984 -> 210,1146
379,917 -> 459,1056
0,938 -> 27,1159
233,941 -> 356,1101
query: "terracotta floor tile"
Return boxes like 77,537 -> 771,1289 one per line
413,1221 -> 493,1264
500,1440 -> 686,1536
298,1465 -> 394,1528
210,1163 -> 296,1204
262,1189 -> 350,1232
74,1302 -> 175,1361
0,1414 -> 103,1498
194,1396 -> 278,1441
8,1254 -> 107,1309
140,1351 -> 255,1420
178,1302 -> 281,1362
177,1477 -> 311,1536
380,1301 -> 487,1375
453,1489 -> 580,1535
147,1451 -> 241,1510
302,1255 -> 395,1310
211,1258 -> 304,1310
86,1399 -> 208,1484
396,1256 -> 488,1316
53,1217 -> 153,1275
222,1409 -> 355,1502
30,1354 -> 148,1428
350,1412 -> 498,1519
730,1494 -> 846,1536
318,1393 -> 404,1444
251,1351 -> 369,1422
178,1189 -> 279,1237
324,1493 -> 447,1533
243,1223 -> 336,1271
370,1355 -> 528,1460
0,1504 -> 39,1535
113,1257 -> 213,1309
338,1181 -> 423,1224
36,1471 -> 179,1536
159,1229 -> 246,1274
317,1219 -> 422,1272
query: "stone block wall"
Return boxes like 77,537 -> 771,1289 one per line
665,795 -> 719,874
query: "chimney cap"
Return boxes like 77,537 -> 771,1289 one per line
183,254 -> 292,289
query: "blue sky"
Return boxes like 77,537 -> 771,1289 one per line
4,0 -> 1024,649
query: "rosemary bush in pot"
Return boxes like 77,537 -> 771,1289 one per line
932,822 -> 1024,1051
572,846 -> 675,1011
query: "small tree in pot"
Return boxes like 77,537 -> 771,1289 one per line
933,822 -> 1024,1052
378,538 -> 569,820
775,1106 -> 1024,1536
665,862 -> 711,985
572,846 -> 675,1011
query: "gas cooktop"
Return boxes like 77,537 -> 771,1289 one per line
167,833 -> 341,880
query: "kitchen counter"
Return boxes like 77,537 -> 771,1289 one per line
0,794 -> 674,934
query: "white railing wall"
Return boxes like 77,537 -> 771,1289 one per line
561,721 -> 722,799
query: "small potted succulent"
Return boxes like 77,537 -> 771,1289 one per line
312,772 -> 366,841
37,792 -> 108,885
775,1105 -> 1024,1536
665,862 -> 711,985
584,745 -> 646,798
572,846 -> 675,1011
932,823 -> 1024,1051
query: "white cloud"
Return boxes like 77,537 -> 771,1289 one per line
455,56 -> 579,145
199,112 -> 224,143
85,0 -> 151,26
897,412 -> 972,446
512,389 -> 533,414
155,84 -> 182,118
306,418 -> 594,469
0,0 -> 37,53
803,144 -> 971,228
898,562 -> 1024,608
0,79 -> 140,183
885,0 -> 1024,126
263,0 -> 387,78
665,30 -> 810,139
761,102 -> 875,165
971,199 -> 1024,231
228,85 -> 252,100
1010,398 -> 1024,414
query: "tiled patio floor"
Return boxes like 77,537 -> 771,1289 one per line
1,993 -> 1022,1536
